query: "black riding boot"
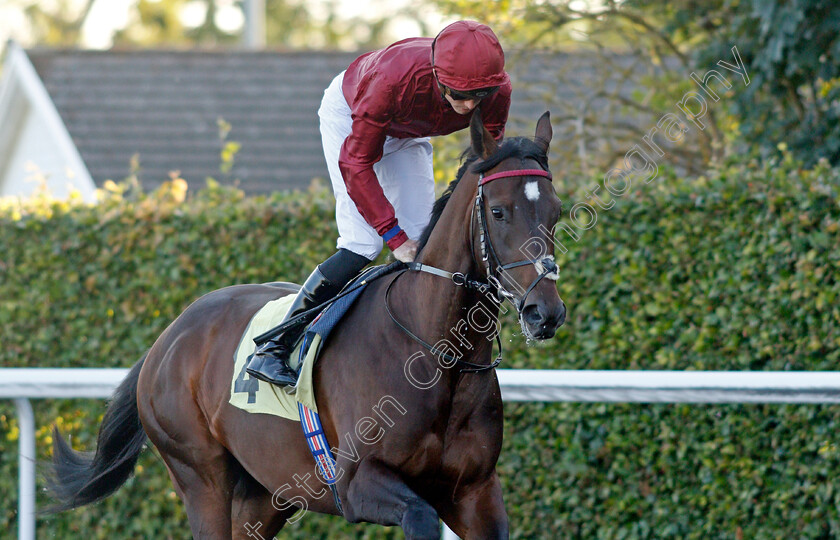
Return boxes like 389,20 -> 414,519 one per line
245,249 -> 371,387
245,266 -> 339,386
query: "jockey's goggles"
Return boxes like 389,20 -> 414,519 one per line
443,85 -> 500,101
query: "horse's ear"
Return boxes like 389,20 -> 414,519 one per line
470,107 -> 498,159
534,111 -> 552,155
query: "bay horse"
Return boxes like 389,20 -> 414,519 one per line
48,111 -> 566,539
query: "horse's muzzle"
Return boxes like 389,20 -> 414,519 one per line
521,299 -> 566,339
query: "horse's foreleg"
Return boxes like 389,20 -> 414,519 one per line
439,472 -> 509,540
344,459 -> 440,540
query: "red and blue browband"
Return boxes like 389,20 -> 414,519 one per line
478,169 -> 553,186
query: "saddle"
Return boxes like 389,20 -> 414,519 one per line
229,262 -> 403,419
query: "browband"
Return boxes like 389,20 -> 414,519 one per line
478,169 -> 552,186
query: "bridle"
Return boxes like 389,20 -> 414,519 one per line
471,168 -> 560,311
385,165 -> 560,373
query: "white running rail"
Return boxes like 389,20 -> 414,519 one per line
4,368 -> 840,540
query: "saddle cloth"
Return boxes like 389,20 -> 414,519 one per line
229,274 -> 371,420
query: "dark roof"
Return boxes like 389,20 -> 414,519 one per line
25,48 -> 669,194
28,49 -> 359,193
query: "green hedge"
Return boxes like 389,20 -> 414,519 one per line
1,153 -> 839,538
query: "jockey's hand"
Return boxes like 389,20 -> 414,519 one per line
392,238 -> 419,263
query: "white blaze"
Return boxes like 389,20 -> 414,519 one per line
524,181 -> 540,201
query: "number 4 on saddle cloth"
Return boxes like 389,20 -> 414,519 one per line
230,264 -> 398,486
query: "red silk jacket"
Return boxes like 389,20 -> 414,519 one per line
339,37 -> 511,250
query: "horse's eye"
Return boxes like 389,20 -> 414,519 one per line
491,207 -> 504,220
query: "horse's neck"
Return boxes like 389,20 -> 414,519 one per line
410,177 -> 498,360
417,175 -> 477,277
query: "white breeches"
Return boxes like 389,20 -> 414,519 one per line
318,71 -> 435,260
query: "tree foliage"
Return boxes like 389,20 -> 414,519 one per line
655,0 -> 840,167
7,0 -> 420,50
431,0 -> 838,175
9,0 -> 98,46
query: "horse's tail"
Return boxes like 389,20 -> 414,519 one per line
46,353 -> 148,512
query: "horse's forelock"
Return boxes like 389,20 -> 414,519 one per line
416,136 -> 548,251
470,136 -> 548,174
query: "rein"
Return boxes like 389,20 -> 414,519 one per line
385,167 -> 559,374
384,272 -> 503,373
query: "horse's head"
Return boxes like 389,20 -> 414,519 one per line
467,111 -> 566,340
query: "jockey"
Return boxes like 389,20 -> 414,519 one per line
246,20 -> 512,387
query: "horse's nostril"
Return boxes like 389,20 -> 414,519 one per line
522,305 -> 543,325
524,302 -> 566,331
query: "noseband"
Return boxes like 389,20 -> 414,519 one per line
387,166 -> 560,373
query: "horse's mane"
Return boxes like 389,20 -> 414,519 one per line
416,136 -> 549,251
